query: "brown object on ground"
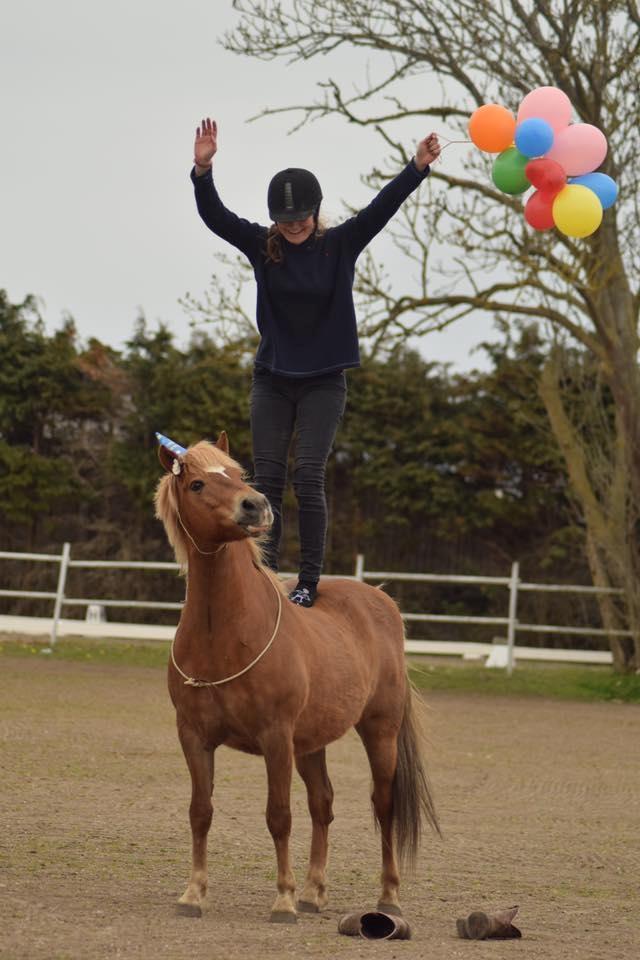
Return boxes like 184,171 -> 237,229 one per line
338,910 -> 412,939
456,905 -> 522,939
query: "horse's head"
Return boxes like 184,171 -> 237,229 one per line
154,431 -> 273,566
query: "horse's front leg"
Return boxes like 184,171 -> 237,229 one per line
176,722 -> 215,917
261,727 -> 297,923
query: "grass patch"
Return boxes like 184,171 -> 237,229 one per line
0,635 -> 168,668
1,635 -> 639,702
409,659 -> 640,703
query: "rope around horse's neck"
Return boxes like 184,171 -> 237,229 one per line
176,504 -> 227,557
170,566 -> 283,688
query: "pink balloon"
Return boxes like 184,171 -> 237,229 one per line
546,124 -> 608,177
517,86 -> 572,133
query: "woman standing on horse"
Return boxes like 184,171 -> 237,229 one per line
191,118 -> 440,607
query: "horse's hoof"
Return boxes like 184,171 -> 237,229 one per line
377,901 -> 403,917
270,910 -> 298,924
297,899 -> 319,913
176,902 -> 202,918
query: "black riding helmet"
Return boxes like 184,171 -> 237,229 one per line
267,168 -> 323,223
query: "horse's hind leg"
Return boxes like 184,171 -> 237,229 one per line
176,724 -> 214,917
295,748 -> 334,912
357,723 -> 402,915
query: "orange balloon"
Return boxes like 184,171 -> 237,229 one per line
468,104 -> 516,153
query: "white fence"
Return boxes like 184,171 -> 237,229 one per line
1,545 -> 626,671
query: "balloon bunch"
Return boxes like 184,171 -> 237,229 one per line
468,87 -> 617,238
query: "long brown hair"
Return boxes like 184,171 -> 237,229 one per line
264,217 -> 327,264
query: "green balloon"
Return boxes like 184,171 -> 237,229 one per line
491,147 -> 530,195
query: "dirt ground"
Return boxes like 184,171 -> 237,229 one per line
1,653 -> 638,960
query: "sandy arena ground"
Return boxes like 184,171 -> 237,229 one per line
1,653 -> 638,960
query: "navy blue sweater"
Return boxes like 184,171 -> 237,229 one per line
191,161 -> 429,377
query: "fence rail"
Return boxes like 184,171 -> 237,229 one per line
1,545 -> 625,670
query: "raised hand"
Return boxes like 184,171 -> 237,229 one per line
194,118 -> 218,168
415,133 -> 441,170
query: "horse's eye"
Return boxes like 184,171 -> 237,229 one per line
189,480 -> 204,492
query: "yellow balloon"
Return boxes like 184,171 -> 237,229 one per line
552,184 -> 603,238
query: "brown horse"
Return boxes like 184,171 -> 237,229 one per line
154,432 -> 438,923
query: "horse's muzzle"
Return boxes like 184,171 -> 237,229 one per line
234,493 -> 273,537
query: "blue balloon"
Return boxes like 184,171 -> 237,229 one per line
569,173 -> 618,209
514,117 -> 555,158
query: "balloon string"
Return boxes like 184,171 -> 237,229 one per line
439,138 -> 472,148
431,133 -> 472,164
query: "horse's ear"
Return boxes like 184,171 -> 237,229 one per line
156,432 -> 187,475
215,431 -> 229,455
158,444 -> 182,475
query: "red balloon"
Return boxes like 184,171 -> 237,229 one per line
525,158 -> 566,197
525,190 -> 555,230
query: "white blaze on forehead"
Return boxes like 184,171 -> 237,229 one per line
205,464 -> 231,479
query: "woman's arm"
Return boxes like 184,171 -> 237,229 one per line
341,133 -> 441,257
191,117 -> 264,260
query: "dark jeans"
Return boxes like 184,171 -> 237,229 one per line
250,367 -> 347,584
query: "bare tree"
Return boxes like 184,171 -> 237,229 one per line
225,0 -> 640,669
181,251 -> 257,348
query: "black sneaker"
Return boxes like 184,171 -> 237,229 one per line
288,584 -> 317,608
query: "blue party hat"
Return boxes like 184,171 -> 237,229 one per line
155,432 -> 187,456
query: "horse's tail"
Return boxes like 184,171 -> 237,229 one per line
393,681 -> 441,870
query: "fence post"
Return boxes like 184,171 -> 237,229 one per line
49,541 -> 71,648
355,553 -> 364,581
506,560 -> 520,675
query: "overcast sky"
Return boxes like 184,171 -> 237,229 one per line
2,0 -> 497,369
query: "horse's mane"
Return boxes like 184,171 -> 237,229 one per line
154,440 -> 270,576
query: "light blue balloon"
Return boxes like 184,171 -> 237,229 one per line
569,173 -> 618,209
514,117 -> 555,158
